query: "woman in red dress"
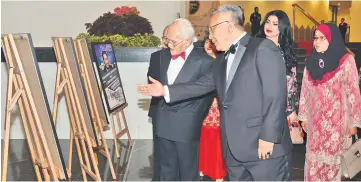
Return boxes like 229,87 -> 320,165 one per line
198,34 -> 226,182
298,23 -> 361,181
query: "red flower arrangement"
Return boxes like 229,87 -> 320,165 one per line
114,6 -> 139,17
85,6 -> 153,37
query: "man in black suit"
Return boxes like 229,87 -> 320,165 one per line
250,7 -> 261,36
147,25 -> 169,181
140,5 -> 293,181
146,18 -> 214,181
339,18 -> 348,42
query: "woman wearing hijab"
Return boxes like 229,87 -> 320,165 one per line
298,23 -> 361,181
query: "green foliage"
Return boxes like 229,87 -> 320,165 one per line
76,33 -> 161,47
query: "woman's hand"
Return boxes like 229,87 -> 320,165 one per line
349,127 -> 358,136
301,120 -> 308,133
287,111 -> 298,124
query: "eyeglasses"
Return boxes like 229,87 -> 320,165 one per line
313,36 -> 327,42
208,21 -> 231,34
163,37 -> 185,47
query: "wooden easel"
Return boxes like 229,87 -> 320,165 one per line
72,39 -> 116,179
1,34 -> 67,181
74,39 -> 132,158
51,38 -> 101,181
109,104 -> 133,158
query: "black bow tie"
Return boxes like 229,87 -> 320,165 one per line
225,43 -> 238,58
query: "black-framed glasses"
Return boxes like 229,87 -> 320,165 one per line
208,21 -> 231,33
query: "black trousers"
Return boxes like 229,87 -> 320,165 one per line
225,142 -> 292,181
152,123 -> 160,181
158,137 -> 199,181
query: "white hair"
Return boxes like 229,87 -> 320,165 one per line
162,25 -> 169,36
171,18 -> 196,40
193,37 -> 198,42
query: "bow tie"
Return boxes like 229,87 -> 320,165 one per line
171,52 -> 186,60
224,43 -> 238,58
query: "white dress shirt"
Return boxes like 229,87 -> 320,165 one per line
164,44 -> 194,102
226,32 -> 247,80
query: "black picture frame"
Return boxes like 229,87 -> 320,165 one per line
91,42 -> 127,114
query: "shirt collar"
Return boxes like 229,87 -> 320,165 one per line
184,43 -> 194,60
232,32 -> 247,46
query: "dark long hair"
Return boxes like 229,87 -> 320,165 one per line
256,10 -> 296,74
203,30 -> 219,56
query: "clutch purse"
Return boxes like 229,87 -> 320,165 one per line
288,119 -> 304,144
341,134 -> 361,179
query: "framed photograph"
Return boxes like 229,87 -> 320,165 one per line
91,42 -> 127,113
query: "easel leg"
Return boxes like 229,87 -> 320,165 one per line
63,82 -> 88,181
42,170 -> 50,181
14,80 -> 42,181
120,110 -> 132,145
111,114 -> 120,158
1,106 -> 12,182
74,135 -> 88,182
52,63 -> 62,125
68,130 -> 74,174
1,68 -> 14,182
96,120 -> 116,179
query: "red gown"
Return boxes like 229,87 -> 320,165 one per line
199,98 -> 226,180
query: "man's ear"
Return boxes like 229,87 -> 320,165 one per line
228,24 -> 234,34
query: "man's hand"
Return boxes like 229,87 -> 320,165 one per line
258,139 -> 274,160
137,76 -> 166,97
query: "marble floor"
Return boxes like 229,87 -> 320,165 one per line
2,139 -> 361,181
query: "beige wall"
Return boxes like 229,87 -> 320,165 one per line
185,1 -> 220,40
220,1 -> 329,30
349,1 -> 361,42
186,1 -> 329,39
1,1 -> 186,47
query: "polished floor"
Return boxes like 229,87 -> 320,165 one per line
2,139 -> 361,181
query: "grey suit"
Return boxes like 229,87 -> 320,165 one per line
167,35 -> 293,180
154,47 -> 214,181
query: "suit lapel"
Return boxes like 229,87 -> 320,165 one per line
160,49 -> 171,85
224,35 -> 251,92
225,45 -> 246,91
172,49 -> 198,85
219,54 -> 227,99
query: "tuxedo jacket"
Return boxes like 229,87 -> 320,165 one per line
147,49 -> 163,118
154,47 -> 214,143
167,35 -> 293,162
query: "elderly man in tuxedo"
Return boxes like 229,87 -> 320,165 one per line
139,5 -> 293,181
147,18 -> 214,181
147,24 -> 169,181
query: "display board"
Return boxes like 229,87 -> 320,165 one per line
91,42 -> 127,114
